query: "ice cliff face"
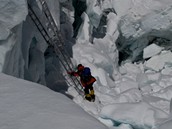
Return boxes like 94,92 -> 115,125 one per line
0,0 -> 27,40
0,0 -> 74,89
0,0 -> 27,77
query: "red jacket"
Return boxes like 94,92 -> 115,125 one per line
80,76 -> 96,87
68,70 -> 96,87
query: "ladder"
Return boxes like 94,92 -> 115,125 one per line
28,4 -> 52,45
39,0 -> 63,47
28,1 -> 84,96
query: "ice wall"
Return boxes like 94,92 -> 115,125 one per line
0,0 -> 74,89
0,0 -> 28,77
83,0 -> 172,62
116,0 -> 172,62
73,0 -> 119,77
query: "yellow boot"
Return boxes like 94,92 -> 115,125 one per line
85,94 -> 91,101
90,90 -> 95,101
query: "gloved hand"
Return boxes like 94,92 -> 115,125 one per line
67,71 -> 72,74
67,71 -> 75,76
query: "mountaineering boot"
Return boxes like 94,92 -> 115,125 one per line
85,94 -> 92,102
91,95 -> 95,102
90,90 -> 95,102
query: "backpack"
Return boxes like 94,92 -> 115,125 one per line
82,67 -> 91,76
81,67 -> 91,82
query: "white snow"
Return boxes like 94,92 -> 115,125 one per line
0,73 -> 107,129
77,12 -> 90,43
0,0 -> 27,40
1,0 -> 172,129
143,44 -> 163,59
145,51 -> 172,71
0,0 -> 27,74
100,102 -> 168,128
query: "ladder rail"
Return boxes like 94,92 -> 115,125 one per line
28,2 -> 84,96
53,44 -> 83,90
28,4 -> 52,45
53,43 -> 83,90
54,49 -> 84,95
39,0 -> 64,46
38,0 -> 74,72
57,48 -> 83,90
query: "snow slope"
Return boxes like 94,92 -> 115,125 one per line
0,73 -> 108,129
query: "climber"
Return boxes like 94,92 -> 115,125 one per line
68,64 -> 96,102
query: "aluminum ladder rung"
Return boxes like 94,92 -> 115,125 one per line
28,4 -> 51,44
39,0 -> 64,46
28,1 -> 84,96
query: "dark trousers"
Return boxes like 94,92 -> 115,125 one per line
84,84 -> 93,95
